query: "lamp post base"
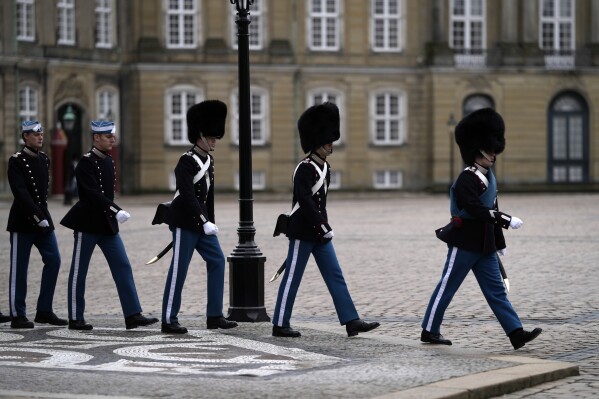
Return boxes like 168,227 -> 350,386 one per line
227,255 -> 271,322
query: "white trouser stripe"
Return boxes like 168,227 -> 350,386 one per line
10,233 -> 18,316
426,246 -> 458,332
71,232 -> 83,318
277,239 -> 300,327
165,228 -> 181,323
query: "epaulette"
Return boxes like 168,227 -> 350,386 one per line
301,158 -> 311,164
83,152 -> 92,157
11,152 -> 21,158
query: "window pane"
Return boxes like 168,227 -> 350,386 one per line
552,116 -> 567,159
568,116 -> 583,159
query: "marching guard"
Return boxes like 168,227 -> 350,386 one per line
6,120 -> 66,328
61,121 -> 158,331
156,100 -> 237,334
420,108 -> 542,350
272,102 -> 380,338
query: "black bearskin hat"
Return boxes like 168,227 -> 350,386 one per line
454,108 -> 505,165
187,100 -> 227,143
297,102 -> 340,153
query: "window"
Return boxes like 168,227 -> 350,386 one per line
307,88 -> 345,144
371,90 -> 406,145
540,0 -> 575,69
95,0 -> 114,48
231,87 -> 269,146
165,86 -> 203,145
231,0 -> 265,50
166,0 -> 198,49
97,88 -> 118,121
19,85 -> 38,126
548,92 -> 588,183
374,170 -> 402,189
371,0 -> 404,52
329,170 -> 341,190
57,0 -> 76,45
450,0 -> 486,67
308,0 -> 341,51
17,0 -> 35,41
235,171 -> 266,191
463,94 -> 494,116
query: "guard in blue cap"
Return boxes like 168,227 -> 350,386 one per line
6,120 -> 67,328
61,121 -> 158,330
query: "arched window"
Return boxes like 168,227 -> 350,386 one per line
548,92 -> 589,183
165,85 -> 203,145
463,94 -> 494,116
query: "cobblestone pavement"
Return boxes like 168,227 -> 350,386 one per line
0,192 -> 597,398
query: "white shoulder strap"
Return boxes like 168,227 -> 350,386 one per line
173,153 -> 210,199
288,161 -> 329,216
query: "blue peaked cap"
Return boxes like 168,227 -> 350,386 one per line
22,120 -> 43,133
91,120 -> 116,134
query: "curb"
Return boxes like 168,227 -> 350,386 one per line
299,322 -> 579,399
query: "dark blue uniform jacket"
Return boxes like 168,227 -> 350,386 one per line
61,147 -> 122,235
7,147 -> 54,233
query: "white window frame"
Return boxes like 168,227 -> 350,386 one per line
449,0 -> 486,67
96,87 -> 119,122
57,0 -> 76,45
19,85 -> 39,141
371,0 -> 404,52
540,0 -> 575,69
370,89 -> 407,145
374,170 -> 403,189
329,170 -> 341,190
234,171 -> 266,191
231,86 -> 269,146
95,0 -> 114,49
16,0 -> 35,42
308,0 -> 341,51
231,0 -> 265,50
165,85 -> 203,146
306,88 -> 345,145
165,0 -> 199,49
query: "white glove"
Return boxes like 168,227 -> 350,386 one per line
509,216 -> 523,229
116,210 -> 130,224
323,230 -> 334,239
498,248 -> 506,256
37,219 -> 49,228
203,222 -> 218,235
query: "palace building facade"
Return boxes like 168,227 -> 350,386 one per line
1,0 -> 598,194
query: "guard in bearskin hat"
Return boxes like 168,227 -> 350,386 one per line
420,108 -> 542,350
157,100 -> 237,334
271,102 -> 380,338
61,121 -> 158,331
6,121 -> 66,328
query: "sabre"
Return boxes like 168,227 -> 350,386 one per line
269,260 -> 287,283
146,242 -> 173,265
497,254 -> 510,292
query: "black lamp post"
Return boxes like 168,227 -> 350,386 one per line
447,113 -> 457,193
227,0 -> 270,322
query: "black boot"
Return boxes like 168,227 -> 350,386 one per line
272,325 -> 301,337
420,329 -> 452,345
161,322 -> 188,334
346,319 -> 380,337
125,313 -> 159,329
69,320 -> 93,330
35,311 -> 68,326
206,316 -> 238,330
509,328 -> 542,350
11,316 -> 34,329
0,312 -> 11,323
